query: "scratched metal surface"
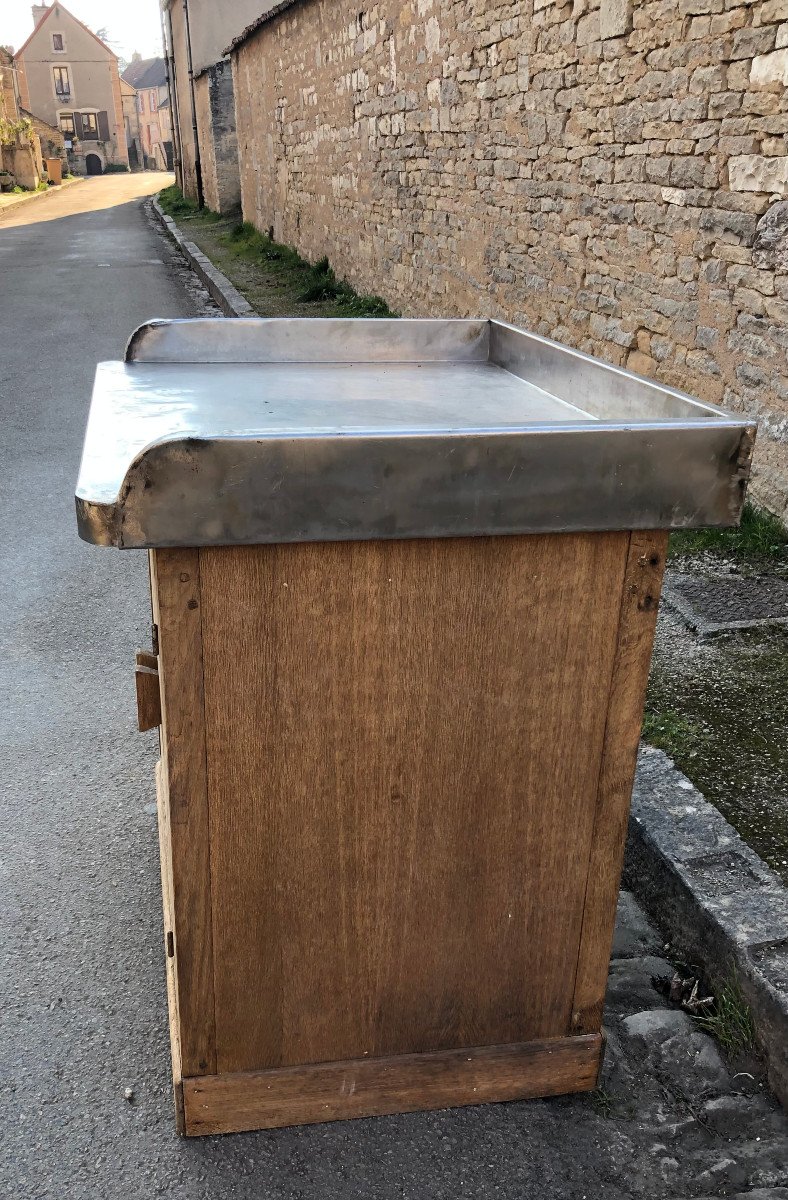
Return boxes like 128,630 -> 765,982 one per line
75,318 -> 756,547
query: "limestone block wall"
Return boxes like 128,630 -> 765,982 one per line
232,0 -> 788,513
195,61 -> 241,214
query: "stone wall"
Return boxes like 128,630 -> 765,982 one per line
194,60 -> 241,213
26,110 -> 65,161
167,0 -> 198,200
232,0 -> 788,514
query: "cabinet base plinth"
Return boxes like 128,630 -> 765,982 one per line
181,1033 -> 604,1136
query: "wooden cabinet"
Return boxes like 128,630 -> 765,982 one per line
145,530 -> 666,1136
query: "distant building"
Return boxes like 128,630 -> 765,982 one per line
121,55 -> 172,171
0,46 -> 42,189
160,0 -> 272,212
120,76 -> 142,170
14,2 -> 128,175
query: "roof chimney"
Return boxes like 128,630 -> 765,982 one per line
32,5 -> 49,27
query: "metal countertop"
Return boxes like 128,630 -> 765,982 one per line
76,318 -> 755,548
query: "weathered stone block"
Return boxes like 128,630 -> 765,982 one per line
576,11 -> 600,45
729,154 -> 788,193
731,25 -> 777,60
600,0 -> 633,40
761,0 -> 788,22
750,48 -> 788,87
753,200 -> 788,270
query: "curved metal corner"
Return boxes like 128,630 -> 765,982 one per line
125,320 -> 174,363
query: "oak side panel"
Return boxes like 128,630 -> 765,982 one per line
183,1034 -> 603,1136
199,534 -> 630,1075
150,548 -> 217,1078
571,531 -> 669,1033
155,758 -> 185,1132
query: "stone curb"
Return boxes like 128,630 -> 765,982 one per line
151,197 -> 254,317
627,745 -> 788,1109
0,174 -> 83,223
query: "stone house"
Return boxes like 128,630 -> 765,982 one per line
0,46 -> 41,189
161,0 -> 274,213
228,0 -> 788,515
120,76 -> 143,169
121,56 -> 173,171
15,2 -> 128,175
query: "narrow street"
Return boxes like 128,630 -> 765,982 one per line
2,173 -> 787,1200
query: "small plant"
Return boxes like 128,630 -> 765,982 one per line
0,113 -> 33,146
103,162 -> 130,173
695,974 -> 757,1057
641,708 -> 698,754
157,183 -> 200,217
297,253 -> 396,316
589,1087 -> 615,1118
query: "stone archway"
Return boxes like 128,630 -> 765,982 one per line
85,153 -> 102,175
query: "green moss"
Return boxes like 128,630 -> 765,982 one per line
669,501 -> 788,569
644,628 -> 788,881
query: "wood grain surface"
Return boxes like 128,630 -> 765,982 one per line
150,548 -> 217,1078
571,531 -> 668,1033
182,1033 -> 603,1136
196,534 -> 631,1075
134,664 -> 161,731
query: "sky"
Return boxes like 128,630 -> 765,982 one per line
1,0 -> 164,63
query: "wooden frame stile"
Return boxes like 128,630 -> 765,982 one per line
149,549 -> 217,1132
570,531 -> 669,1034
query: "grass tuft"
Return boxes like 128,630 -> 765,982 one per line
157,183 -> 201,218
641,708 -> 699,755
695,974 -> 757,1057
669,501 -> 788,566
221,213 -> 397,316
155,186 -> 399,319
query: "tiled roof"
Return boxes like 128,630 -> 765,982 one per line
121,56 -> 167,90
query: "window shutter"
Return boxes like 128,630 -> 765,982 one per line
97,110 -> 110,141
73,111 -> 84,138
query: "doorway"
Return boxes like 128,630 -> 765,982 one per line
85,153 -> 102,175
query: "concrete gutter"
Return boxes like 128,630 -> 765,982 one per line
152,197 -> 253,317
627,745 -> 788,1108
0,174 -> 83,223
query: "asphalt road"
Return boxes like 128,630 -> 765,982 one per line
0,173 -> 774,1200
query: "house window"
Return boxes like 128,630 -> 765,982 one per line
53,66 -> 70,97
81,113 -> 98,138
52,32 -> 65,52
137,92 -> 144,114
149,91 -> 157,113
58,111 -> 75,135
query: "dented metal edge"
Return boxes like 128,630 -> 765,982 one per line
75,421 -> 755,549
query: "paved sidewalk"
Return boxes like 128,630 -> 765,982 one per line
0,174 -> 83,219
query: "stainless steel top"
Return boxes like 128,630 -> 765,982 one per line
76,318 -> 755,548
